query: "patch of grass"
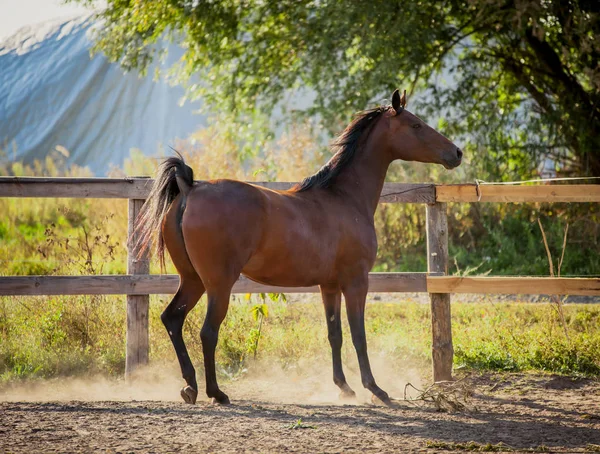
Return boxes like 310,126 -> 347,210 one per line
425,441 -> 551,452
286,418 -> 317,430
0,294 -> 127,382
426,441 -> 513,452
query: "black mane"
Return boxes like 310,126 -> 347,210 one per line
293,106 -> 390,192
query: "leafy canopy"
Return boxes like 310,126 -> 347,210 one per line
72,0 -> 600,178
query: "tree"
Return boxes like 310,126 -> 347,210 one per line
73,0 -> 600,178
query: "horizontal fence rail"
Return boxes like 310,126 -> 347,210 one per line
0,273 -> 436,296
2,177 -> 599,203
427,276 -> 600,296
1,176 -> 598,381
436,183 -> 600,203
0,177 -> 436,203
2,274 -> 597,296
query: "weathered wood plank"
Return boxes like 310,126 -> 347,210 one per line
3,178 -> 598,203
5,275 -> 597,296
0,177 -> 435,203
426,203 -> 453,382
0,275 -> 178,295
436,184 -> 600,203
379,183 -> 435,203
426,203 -> 449,276
0,177 -> 153,199
427,276 -> 600,296
126,199 -> 150,376
0,273 -> 433,296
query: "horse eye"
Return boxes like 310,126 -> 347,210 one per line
412,123 -> 421,129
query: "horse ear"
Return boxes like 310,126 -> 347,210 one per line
392,89 -> 401,112
400,89 -> 407,108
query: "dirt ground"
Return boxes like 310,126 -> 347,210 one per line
1,372 -> 599,453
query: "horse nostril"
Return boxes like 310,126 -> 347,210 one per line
456,148 -> 463,159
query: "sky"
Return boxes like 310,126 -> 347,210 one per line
0,0 -> 92,41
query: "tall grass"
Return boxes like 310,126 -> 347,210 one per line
1,294 -> 599,383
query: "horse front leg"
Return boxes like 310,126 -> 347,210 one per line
320,285 -> 356,399
342,277 -> 393,407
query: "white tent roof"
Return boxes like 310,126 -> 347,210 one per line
0,15 -> 204,174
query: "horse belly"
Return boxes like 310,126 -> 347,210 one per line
241,230 -> 336,287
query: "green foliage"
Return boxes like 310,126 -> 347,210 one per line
0,158 -> 128,277
0,295 -> 126,381
251,303 -> 269,322
73,0 -> 600,177
373,199 -> 600,276
0,196 -> 127,276
448,202 -> 600,276
453,303 -> 600,376
248,301 -> 268,359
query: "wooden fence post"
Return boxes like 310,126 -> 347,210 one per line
426,202 -> 453,382
126,198 -> 150,377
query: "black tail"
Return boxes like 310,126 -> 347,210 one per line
134,154 -> 194,271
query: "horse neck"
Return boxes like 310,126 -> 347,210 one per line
333,136 -> 392,218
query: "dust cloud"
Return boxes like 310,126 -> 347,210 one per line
0,363 -> 183,403
0,355 -> 423,405
226,356 -> 423,405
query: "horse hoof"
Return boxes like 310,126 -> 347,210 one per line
371,393 -> 397,409
339,390 -> 357,401
210,393 -> 231,405
180,386 -> 198,404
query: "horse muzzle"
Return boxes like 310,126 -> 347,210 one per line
442,148 -> 463,169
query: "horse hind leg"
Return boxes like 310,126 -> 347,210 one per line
161,193 -> 204,404
182,219 -> 246,404
161,277 -> 204,404
320,285 -> 356,399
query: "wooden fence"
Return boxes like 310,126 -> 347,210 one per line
1,177 -> 599,382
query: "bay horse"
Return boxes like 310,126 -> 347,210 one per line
136,89 -> 462,407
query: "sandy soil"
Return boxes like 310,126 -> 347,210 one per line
1,373 -> 599,453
